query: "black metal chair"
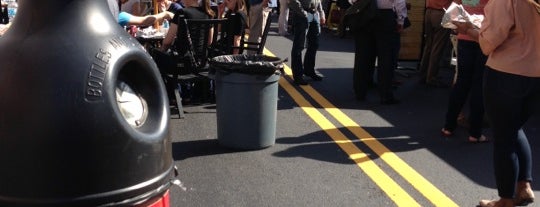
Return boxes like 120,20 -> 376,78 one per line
153,16 -> 233,118
239,12 -> 273,54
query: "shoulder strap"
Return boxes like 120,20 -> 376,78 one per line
176,13 -> 201,70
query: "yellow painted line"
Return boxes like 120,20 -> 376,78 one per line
264,48 -> 458,207
269,52 -> 420,207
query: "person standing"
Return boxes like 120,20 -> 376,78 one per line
334,0 -> 352,37
278,0 -> 289,35
247,0 -> 270,54
441,0 -> 489,143
453,0 -> 540,206
352,0 -> 407,104
288,0 -> 325,85
418,0 -> 453,87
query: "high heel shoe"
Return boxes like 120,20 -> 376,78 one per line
514,188 -> 535,206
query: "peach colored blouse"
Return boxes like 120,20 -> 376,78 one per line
479,0 -> 540,77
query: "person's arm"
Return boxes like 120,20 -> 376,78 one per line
395,0 -> 407,33
153,11 -> 175,25
127,11 -> 173,26
317,0 -> 325,24
232,35 -> 241,54
288,0 -> 307,19
476,0 -> 514,55
159,22 -> 178,52
208,26 -> 215,46
128,15 -> 157,26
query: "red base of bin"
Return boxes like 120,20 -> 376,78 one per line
138,190 -> 170,207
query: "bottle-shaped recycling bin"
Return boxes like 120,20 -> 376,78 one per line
0,0 -> 174,206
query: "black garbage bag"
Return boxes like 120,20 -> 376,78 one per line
209,54 -> 285,75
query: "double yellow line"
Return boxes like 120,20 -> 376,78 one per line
264,49 -> 458,207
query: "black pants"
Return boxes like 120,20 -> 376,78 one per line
352,9 -> 399,101
484,67 -> 540,198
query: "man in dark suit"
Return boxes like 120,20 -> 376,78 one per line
288,0 -> 326,85
352,0 -> 407,104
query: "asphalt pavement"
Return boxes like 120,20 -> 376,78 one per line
167,15 -> 540,207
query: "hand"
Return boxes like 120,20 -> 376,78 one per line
452,21 -> 473,34
158,2 -> 167,12
320,17 -> 326,25
165,11 -> 174,20
396,24 -> 403,33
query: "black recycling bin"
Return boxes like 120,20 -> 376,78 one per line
0,1 -> 175,206
209,54 -> 284,150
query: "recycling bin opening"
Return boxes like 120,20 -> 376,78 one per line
116,62 -> 150,128
115,58 -> 169,133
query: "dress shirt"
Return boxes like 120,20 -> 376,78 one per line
377,0 -> 407,25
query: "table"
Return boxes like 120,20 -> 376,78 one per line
136,34 -> 164,51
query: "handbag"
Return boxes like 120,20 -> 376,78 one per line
403,17 -> 411,29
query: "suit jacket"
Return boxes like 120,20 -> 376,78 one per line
289,0 -> 325,19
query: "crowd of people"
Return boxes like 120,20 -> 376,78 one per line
273,0 -> 540,206
2,0 -> 538,206
106,1 -> 540,205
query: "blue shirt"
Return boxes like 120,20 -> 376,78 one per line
168,3 -> 183,13
118,11 -> 133,27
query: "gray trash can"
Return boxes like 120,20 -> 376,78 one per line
209,54 -> 284,150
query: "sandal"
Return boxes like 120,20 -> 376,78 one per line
478,199 -> 515,207
478,200 -> 497,207
468,135 -> 489,143
514,186 -> 535,206
441,128 -> 453,137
